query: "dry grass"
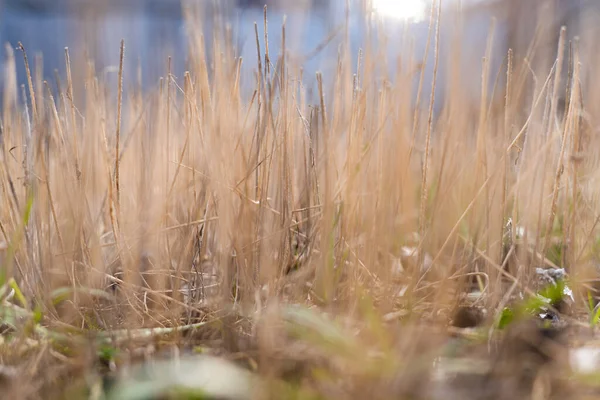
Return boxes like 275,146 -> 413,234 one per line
2,1 -> 600,399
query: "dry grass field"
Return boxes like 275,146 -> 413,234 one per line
2,1 -> 600,399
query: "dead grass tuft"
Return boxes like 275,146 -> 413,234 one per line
2,1 -> 600,399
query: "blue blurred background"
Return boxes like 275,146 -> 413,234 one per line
0,0 -> 596,108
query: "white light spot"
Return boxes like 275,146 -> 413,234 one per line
372,0 -> 428,22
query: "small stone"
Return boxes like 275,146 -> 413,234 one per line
451,306 -> 486,329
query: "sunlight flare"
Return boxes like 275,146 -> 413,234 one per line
371,0 -> 428,22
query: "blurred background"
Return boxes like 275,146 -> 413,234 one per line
0,0 -> 598,108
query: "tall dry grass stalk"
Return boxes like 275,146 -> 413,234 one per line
1,1 -> 600,398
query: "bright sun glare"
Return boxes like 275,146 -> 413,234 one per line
371,0 -> 427,22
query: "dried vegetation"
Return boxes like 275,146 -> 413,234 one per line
2,1 -> 600,399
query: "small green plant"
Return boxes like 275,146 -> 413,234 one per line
587,291 -> 600,327
495,278 -> 567,330
98,343 -> 119,365
497,307 -> 514,330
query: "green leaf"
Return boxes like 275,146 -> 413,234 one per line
98,343 -> 119,363
281,305 -> 360,360
0,192 -> 34,286
50,286 -> 115,306
591,304 -> 600,328
8,278 -> 28,309
497,307 -> 514,329
106,355 -> 256,400
32,305 -> 43,324
537,279 -> 565,305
